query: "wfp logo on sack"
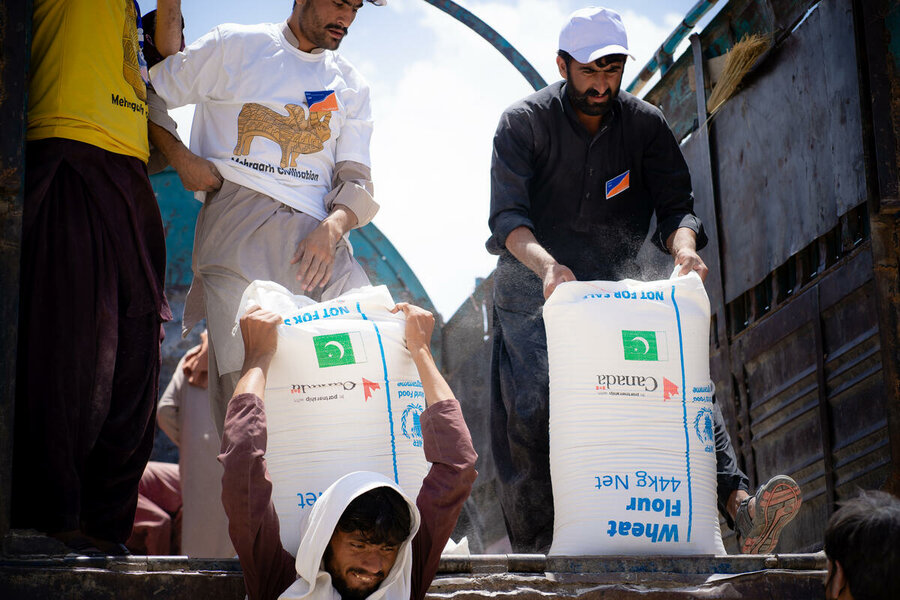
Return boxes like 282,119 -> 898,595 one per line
621,330 -> 668,361
313,332 -> 367,368
694,407 -> 715,452
401,404 -> 424,447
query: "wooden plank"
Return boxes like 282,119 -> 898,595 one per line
857,0 -> 900,495
714,0 -> 867,301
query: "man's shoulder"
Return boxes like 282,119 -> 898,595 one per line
213,21 -> 281,43
616,90 -> 668,125
502,81 -> 564,117
328,52 -> 371,90
496,81 -> 564,135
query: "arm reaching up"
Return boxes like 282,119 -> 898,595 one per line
219,306 -> 297,599
154,0 -> 183,58
390,302 -> 478,600
390,303 -> 453,407
233,306 -> 282,399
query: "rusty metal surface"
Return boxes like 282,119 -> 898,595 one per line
856,0 -> 900,496
857,0 -> 899,207
627,0 -> 722,96
680,108 -> 725,343
0,0 -> 30,549
643,0 -> 818,143
0,563 -> 246,600
440,274 -> 510,553
429,570 -> 825,600
714,0 -> 867,302
0,553 -> 827,599
726,245 -> 889,551
686,35 -> 743,553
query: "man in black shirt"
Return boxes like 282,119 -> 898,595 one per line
487,6 -> 801,555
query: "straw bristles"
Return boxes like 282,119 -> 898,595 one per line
706,33 -> 771,116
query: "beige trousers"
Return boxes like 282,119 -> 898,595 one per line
183,181 -> 370,435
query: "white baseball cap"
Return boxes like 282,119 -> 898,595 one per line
559,7 -> 635,64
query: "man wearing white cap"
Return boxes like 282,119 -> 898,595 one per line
486,7 -> 801,553
147,0 -> 386,437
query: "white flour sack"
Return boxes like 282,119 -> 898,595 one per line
545,271 -> 725,556
236,281 -> 430,555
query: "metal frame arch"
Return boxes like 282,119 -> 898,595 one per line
420,0 -> 546,92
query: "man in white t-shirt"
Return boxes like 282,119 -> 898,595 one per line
148,0 -> 386,433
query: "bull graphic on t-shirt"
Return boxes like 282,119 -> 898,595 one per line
233,103 -> 332,168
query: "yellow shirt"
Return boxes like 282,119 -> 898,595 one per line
27,0 -> 150,161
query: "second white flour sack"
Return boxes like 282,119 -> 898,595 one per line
545,272 -> 725,556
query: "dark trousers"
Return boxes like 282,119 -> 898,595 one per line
490,302 -> 749,553
12,139 -> 169,542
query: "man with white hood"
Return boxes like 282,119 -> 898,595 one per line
220,303 -> 477,600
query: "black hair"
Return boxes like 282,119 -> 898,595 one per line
557,49 -> 626,68
293,0 -> 381,8
335,487 -> 411,546
141,9 -> 185,68
824,490 -> 900,600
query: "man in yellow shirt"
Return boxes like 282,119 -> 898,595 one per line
12,0 -> 179,556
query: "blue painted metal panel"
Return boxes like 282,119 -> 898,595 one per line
627,0 -> 720,93
149,169 -> 201,462
153,169 -> 200,289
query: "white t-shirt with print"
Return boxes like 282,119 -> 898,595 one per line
149,22 -> 372,220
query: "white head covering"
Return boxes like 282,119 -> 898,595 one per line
279,471 -> 421,600
559,7 -> 635,64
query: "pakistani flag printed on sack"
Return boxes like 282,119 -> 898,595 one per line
313,332 -> 366,368
621,330 -> 668,361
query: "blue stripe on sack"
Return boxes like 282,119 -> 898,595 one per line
356,302 -> 400,483
671,285 -> 693,542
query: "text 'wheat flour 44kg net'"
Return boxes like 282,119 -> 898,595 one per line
545,271 -> 725,556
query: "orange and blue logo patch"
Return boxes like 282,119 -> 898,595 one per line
305,90 -> 338,112
605,170 -> 630,199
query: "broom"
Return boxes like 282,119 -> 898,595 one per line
706,33 -> 771,117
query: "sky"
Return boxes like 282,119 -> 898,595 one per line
142,0 -> 724,319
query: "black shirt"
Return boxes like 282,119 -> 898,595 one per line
487,81 -> 707,306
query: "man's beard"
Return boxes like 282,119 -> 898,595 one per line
300,22 -> 347,50
566,82 -> 617,117
331,572 -> 382,600
298,4 -> 347,50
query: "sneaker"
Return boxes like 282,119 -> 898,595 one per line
734,475 -> 802,554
